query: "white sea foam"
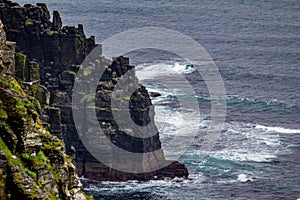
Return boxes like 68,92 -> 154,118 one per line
172,62 -> 196,74
83,176 -> 191,193
136,62 -> 195,80
237,174 -> 253,182
145,83 -> 294,164
147,84 -> 199,136
152,94 -> 291,163
208,122 -> 292,162
255,124 -> 300,134
213,151 -> 277,162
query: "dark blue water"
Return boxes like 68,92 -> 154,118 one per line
18,0 -> 300,199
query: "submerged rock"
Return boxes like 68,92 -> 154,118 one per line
149,91 -> 162,98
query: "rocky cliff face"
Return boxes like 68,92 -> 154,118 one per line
0,0 -> 188,182
0,20 -> 92,199
72,56 -> 189,181
0,0 -> 96,141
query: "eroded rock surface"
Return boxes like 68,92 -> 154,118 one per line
0,0 -> 188,182
0,19 -> 92,200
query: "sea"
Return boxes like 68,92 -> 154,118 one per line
17,0 -> 300,199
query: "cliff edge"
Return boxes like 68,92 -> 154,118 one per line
0,20 -> 92,199
0,0 -> 188,182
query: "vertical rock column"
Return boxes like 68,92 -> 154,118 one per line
48,107 -> 63,140
52,10 -> 62,31
14,52 -> 26,81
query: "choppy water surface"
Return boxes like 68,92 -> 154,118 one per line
17,0 -> 300,199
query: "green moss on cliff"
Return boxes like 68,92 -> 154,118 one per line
14,53 -> 26,81
67,70 -> 77,77
0,168 -> 6,198
0,73 -> 92,199
0,17 -> 93,199
25,168 -> 37,180
25,19 -> 34,26
0,138 -> 22,168
0,100 -> 8,120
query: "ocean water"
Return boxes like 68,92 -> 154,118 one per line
17,0 -> 300,199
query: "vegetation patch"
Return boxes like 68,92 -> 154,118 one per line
0,138 -> 23,172
67,70 -> 77,77
25,19 -> 34,26
83,68 -> 92,77
87,105 -> 106,111
0,100 -> 8,120
25,168 -> 37,180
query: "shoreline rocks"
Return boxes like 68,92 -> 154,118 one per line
149,91 -> 162,98
0,0 -> 189,183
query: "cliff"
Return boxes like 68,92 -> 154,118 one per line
0,0 -> 188,183
0,20 -> 92,199
73,56 -> 189,181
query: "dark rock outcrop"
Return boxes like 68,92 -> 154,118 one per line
72,56 -> 188,181
0,0 -> 188,182
149,91 -> 162,98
